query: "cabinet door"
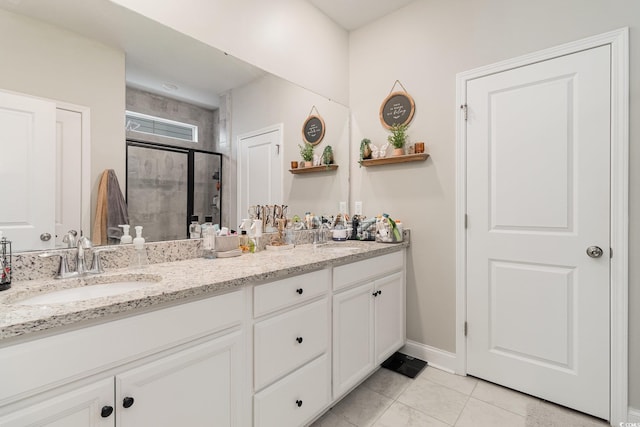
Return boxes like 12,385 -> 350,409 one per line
374,272 -> 405,364
332,282 -> 375,398
0,378 -> 114,427
116,330 -> 243,427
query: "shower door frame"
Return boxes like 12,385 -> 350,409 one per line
126,139 -> 223,237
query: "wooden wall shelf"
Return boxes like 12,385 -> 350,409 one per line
359,153 -> 429,167
289,164 -> 339,174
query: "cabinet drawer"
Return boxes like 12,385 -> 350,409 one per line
333,251 -> 403,291
254,269 -> 329,317
254,354 -> 330,427
254,298 -> 328,390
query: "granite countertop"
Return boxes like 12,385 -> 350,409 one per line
0,241 -> 407,341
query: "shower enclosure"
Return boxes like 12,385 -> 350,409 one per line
126,140 -> 222,242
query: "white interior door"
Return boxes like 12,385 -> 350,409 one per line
238,126 -> 282,226
466,45 -> 611,419
55,108 -> 83,247
0,90 -> 56,251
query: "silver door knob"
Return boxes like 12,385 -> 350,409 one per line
40,233 -> 52,241
586,246 -> 603,258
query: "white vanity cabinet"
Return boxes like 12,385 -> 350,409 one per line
115,331 -> 243,426
332,252 -> 405,399
0,290 -> 246,427
252,269 -> 332,427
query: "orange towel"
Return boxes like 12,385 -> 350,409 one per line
93,170 -> 109,245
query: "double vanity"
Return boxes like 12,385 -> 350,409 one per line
0,239 -> 407,426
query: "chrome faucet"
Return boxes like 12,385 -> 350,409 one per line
75,236 -> 92,275
40,236 -> 115,279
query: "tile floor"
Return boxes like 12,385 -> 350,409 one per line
310,366 -> 610,427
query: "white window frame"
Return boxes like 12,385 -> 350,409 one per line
125,110 -> 198,143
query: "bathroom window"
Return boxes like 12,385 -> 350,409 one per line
125,111 -> 198,143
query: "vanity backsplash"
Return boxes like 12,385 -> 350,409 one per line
11,231 -> 319,282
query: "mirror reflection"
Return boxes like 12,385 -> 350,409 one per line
0,0 -> 350,253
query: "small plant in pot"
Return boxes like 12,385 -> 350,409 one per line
360,138 -> 372,161
322,145 -> 334,165
387,124 -> 408,156
299,142 -> 314,167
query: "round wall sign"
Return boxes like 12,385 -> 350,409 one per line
302,115 -> 325,145
380,91 -> 415,129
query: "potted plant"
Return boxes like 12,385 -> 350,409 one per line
299,142 -> 314,167
387,124 -> 408,156
322,145 -> 334,165
360,138 -> 372,160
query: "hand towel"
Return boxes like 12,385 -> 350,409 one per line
93,169 -> 129,245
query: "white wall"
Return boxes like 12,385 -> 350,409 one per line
349,0 -> 640,409
0,9 -> 126,236
230,74 -> 350,224
109,0 -> 349,105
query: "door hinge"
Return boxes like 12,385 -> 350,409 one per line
275,144 -> 280,155
610,247 -> 613,259
460,104 -> 468,121
464,214 -> 468,229
464,321 -> 468,337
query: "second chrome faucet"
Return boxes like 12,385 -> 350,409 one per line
40,236 -> 115,279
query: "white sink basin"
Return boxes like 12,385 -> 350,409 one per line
17,280 -> 158,306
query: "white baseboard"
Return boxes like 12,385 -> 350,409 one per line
628,407 -> 640,423
401,340 -> 457,374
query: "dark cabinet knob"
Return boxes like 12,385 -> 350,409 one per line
373,290 -> 381,297
123,396 -> 135,408
296,399 -> 303,407
101,405 -> 114,418
378,290 -> 382,296
296,336 -> 303,344
296,288 -> 303,295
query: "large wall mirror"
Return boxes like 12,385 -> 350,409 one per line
0,0 -> 350,252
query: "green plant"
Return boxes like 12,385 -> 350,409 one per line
387,124 -> 408,149
298,142 -> 314,161
360,138 -> 372,160
322,145 -> 334,165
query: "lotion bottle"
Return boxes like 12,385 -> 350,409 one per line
119,224 -> 133,244
130,226 -> 148,268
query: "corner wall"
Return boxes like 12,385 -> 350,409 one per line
349,0 -> 640,408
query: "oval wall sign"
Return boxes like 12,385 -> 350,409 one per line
302,115 -> 325,145
380,91 -> 415,129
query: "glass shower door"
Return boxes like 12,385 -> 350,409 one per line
127,145 -> 188,242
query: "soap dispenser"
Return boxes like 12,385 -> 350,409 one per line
119,224 -> 133,244
130,226 -> 148,268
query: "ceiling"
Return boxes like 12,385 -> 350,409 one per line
0,0 -> 265,108
307,0 -> 416,31
0,0 -> 414,109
